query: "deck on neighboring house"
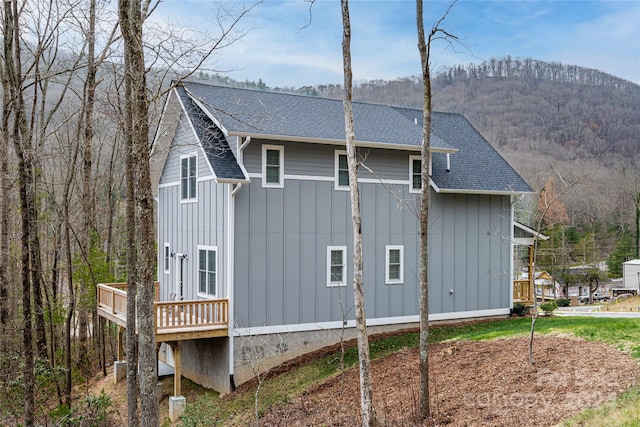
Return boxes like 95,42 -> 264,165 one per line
97,283 -> 229,341
513,279 -> 533,304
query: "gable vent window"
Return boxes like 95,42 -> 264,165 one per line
262,145 -> 284,188
181,154 -> 197,200
335,151 -> 349,190
409,155 -> 422,193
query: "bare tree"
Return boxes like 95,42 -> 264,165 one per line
3,1 -> 36,422
528,169 -> 582,364
340,1 -> 376,425
119,0 -> 159,424
416,0 -> 457,420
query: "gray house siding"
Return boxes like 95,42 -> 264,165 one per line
233,169 -> 512,329
243,138 -> 414,181
157,113 -> 229,302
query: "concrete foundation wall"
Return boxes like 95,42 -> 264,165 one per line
232,322 -> 418,387
170,337 -> 231,393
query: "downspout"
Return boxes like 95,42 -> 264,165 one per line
227,135 -> 250,391
509,196 -> 515,310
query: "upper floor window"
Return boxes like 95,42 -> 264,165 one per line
410,155 -> 422,193
335,150 -> 349,190
327,246 -> 347,287
198,246 -> 217,297
262,145 -> 284,188
385,245 -> 404,284
181,154 -> 197,200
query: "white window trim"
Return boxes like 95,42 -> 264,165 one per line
180,153 -> 198,203
334,150 -> 349,191
385,245 -> 404,285
327,246 -> 347,287
163,242 -> 171,274
197,245 -> 218,298
262,144 -> 284,188
409,155 -> 422,193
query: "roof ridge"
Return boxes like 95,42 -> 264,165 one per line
181,80 -> 457,115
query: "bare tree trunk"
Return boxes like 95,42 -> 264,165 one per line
78,0 -> 99,379
416,0 -> 431,420
340,2 -> 375,425
122,31 -> 140,427
119,0 -> 158,424
3,1 -> 35,423
0,4 -> 11,332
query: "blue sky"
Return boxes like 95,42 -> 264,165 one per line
156,0 -> 640,87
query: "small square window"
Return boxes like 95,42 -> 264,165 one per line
181,154 -> 197,200
335,151 -> 349,190
327,246 -> 347,287
262,145 -> 284,188
385,245 -> 404,284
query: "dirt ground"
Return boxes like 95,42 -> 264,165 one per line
259,336 -> 638,426
94,334 -> 639,426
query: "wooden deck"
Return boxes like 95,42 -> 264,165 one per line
97,283 -> 228,341
513,279 -> 533,304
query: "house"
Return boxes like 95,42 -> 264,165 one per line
104,81 -> 533,397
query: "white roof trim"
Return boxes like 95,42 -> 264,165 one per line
513,221 -> 549,240
227,131 -> 458,154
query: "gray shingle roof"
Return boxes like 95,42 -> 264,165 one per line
176,86 -> 247,182
181,81 -> 453,150
178,81 -> 532,194
429,111 -> 531,194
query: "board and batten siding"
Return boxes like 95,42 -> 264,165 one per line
233,139 -> 512,328
157,112 -> 229,301
243,139 -> 415,181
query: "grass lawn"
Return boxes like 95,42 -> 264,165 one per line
173,316 -> 640,426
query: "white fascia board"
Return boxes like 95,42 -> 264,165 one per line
227,131 -> 458,154
435,188 -> 536,196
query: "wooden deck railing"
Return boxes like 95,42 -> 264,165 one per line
513,279 -> 533,302
97,282 -> 228,337
155,299 -> 228,332
97,283 -> 129,317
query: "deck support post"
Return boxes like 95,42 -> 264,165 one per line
171,341 -> 182,396
117,326 -> 124,361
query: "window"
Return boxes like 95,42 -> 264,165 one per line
327,246 -> 347,287
409,155 -> 422,192
385,245 -> 404,284
262,145 -> 284,188
335,150 -> 349,190
198,246 -> 217,296
163,243 -> 171,274
181,154 -> 197,200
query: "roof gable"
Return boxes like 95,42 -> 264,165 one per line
175,86 -> 247,183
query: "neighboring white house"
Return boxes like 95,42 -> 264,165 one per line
623,260 -> 640,290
